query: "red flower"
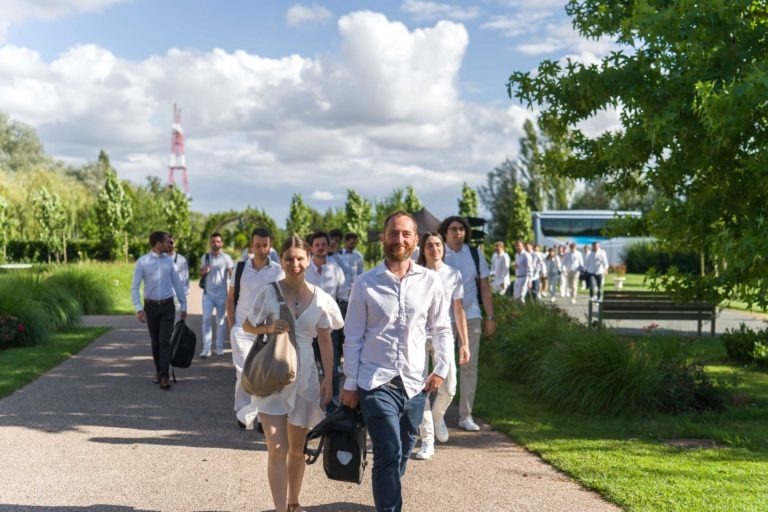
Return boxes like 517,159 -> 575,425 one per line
18,323 -> 25,332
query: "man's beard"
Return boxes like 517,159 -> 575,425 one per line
384,242 -> 413,262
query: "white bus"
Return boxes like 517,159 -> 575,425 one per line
532,210 -> 645,266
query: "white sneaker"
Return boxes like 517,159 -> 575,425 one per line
415,441 -> 435,460
215,350 -> 225,356
199,351 -> 211,358
550,296 -> 556,303
570,298 -> 576,304
458,417 -> 480,431
435,418 -> 450,443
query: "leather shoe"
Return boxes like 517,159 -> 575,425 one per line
159,376 -> 172,390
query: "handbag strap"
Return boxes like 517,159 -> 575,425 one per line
271,281 -> 297,344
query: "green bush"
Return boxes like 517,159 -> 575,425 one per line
722,323 -> 768,367
491,296 -> 726,415
46,267 -> 115,314
0,279 -> 53,348
622,241 -> 700,274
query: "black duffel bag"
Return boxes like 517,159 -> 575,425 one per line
304,406 -> 367,484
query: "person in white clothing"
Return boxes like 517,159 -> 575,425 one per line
563,242 -> 584,304
585,241 -> 609,301
167,235 -> 189,320
341,211 -> 453,512
513,241 -> 532,302
199,232 -> 234,357
440,216 -> 495,433
306,231 -> 346,408
240,236 -> 342,512
226,227 -> 284,426
414,232 -> 470,460
557,245 -> 568,297
545,247 -> 562,303
490,241 -> 511,294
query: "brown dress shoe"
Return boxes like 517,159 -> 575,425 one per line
159,376 -> 172,390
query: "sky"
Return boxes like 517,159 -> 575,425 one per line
0,0 -> 619,226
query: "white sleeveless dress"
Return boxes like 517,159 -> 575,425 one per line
236,282 -> 343,429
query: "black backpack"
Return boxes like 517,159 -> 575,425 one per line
170,320 -> 197,382
305,406 -> 368,484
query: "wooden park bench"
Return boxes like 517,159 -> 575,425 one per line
588,290 -> 717,336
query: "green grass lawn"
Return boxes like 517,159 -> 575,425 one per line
476,335 -> 768,511
0,326 -> 109,399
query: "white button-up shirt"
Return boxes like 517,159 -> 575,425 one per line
343,261 -> 453,399
563,249 -> 584,272
585,248 -> 609,275
306,258 -> 346,302
514,250 -> 533,278
232,258 -> 284,328
131,251 -> 187,312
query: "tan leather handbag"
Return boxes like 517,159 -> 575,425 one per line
241,282 -> 298,397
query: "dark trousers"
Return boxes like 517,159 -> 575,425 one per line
145,302 -> 175,378
530,279 -> 540,301
589,273 -> 604,299
359,381 -> 427,512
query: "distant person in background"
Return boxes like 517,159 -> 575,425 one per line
563,242 -> 584,304
581,244 -> 592,291
545,247 -> 561,303
585,241 -> 609,301
199,232 -> 234,357
490,241 -> 511,294
167,235 -> 189,320
557,245 -> 568,297
512,240 -> 532,303
131,231 -> 187,390
306,231 -> 346,409
526,243 -> 544,301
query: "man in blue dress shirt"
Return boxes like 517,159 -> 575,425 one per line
131,231 -> 188,390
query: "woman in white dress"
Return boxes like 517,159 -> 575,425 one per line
415,232 -> 470,460
241,236 -> 343,512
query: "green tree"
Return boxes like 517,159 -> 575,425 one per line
0,195 -> 9,261
458,182 -> 479,218
478,159 -> 520,243
286,193 -> 312,239
0,112 -> 50,173
164,185 -> 191,248
33,187 -> 67,263
403,186 -> 422,213
95,154 -> 133,261
344,189 -> 371,251
507,0 -> 768,306
506,184 -> 533,243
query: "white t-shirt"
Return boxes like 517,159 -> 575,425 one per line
438,263 -> 464,322
232,258 -> 284,328
444,244 -> 490,320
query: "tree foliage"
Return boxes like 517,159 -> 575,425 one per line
286,193 -> 312,239
507,0 -> 768,307
507,184 -> 534,243
345,189 -> 372,250
458,182 -> 479,218
33,187 -> 67,263
95,153 -> 133,261
0,113 -> 50,173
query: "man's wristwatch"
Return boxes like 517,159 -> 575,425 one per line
486,315 -> 494,320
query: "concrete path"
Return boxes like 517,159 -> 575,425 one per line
549,289 -> 768,336
0,286 -> 621,512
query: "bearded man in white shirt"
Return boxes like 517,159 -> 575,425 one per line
490,241 -> 511,294
342,211 -> 453,512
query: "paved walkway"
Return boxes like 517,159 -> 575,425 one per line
0,286 -> 621,512
551,287 -> 768,335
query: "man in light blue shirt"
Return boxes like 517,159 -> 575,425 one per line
131,231 -> 187,390
342,211 -> 452,512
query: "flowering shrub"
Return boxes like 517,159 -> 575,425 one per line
0,314 -> 29,349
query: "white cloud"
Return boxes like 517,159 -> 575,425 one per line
0,10 -> 529,223
310,190 -> 335,201
481,11 -> 552,38
401,1 -> 479,22
515,21 -> 618,57
0,0 -> 127,42
285,4 -> 333,27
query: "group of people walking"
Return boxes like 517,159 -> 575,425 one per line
490,240 -> 610,304
129,212 -> 498,512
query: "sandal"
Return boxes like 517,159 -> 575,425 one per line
287,504 -> 305,512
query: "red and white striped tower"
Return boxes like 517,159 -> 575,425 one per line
167,104 -> 189,195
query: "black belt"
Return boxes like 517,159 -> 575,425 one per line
144,297 -> 174,306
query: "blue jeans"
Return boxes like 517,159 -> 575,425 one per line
359,382 -> 427,512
